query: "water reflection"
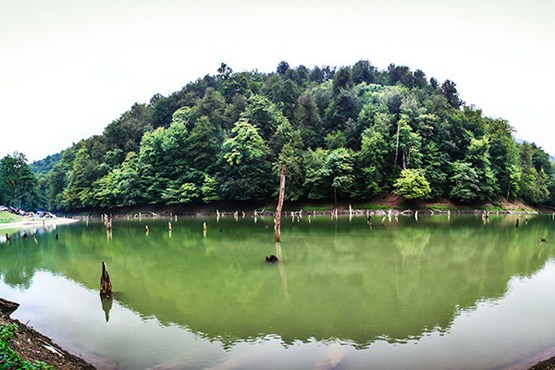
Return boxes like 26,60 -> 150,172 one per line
0,215 -> 553,369
101,296 -> 113,322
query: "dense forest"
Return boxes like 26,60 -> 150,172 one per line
1,60 -> 554,211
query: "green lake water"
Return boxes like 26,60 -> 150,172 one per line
1,214 -> 555,369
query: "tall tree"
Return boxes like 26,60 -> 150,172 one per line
218,119 -> 273,200
0,152 -> 39,209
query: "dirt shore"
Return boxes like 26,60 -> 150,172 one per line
530,356 -> 555,369
0,299 -> 94,369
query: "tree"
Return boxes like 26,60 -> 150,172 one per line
441,79 -> 463,109
393,169 -> 431,200
394,115 -> 422,169
137,122 -> 189,203
93,151 -> 142,208
276,61 -> 290,75
303,148 -> 329,200
519,142 -> 550,204
354,129 -> 390,198
184,116 -> 222,172
332,67 -> 353,96
62,146 -> 104,208
421,142 -> 449,198
0,152 -> 39,209
464,137 -> 498,200
352,60 -> 377,84
161,182 -> 199,204
245,95 -> 289,141
275,143 -> 304,201
217,62 -> 233,80
201,174 -> 219,203
487,119 -> 520,200
294,92 -> 324,148
449,161 -> 482,202
325,148 -> 355,203
219,119 -> 273,200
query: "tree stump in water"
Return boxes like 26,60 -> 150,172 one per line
100,261 -> 113,298
0,298 -> 19,317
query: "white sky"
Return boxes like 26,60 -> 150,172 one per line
1,0 -> 554,162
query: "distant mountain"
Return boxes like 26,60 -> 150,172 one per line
30,152 -> 61,176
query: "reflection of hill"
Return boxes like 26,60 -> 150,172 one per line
0,216 -> 552,348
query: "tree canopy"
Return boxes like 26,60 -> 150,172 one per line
6,60 -> 553,211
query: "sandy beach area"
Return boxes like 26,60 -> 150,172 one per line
0,217 -> 80,230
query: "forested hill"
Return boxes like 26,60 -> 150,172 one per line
7,61 -> 555,211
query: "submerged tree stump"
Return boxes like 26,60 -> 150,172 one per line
0,298 -> 19,317
100,261 -> 113,298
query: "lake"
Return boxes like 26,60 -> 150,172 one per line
0,214 -> 554,369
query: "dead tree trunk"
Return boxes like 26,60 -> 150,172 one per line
274,164 -> 286,243
100,261 -> 113,298
394,122 -> 400,166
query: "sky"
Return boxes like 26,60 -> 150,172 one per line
1,0 -> 554,162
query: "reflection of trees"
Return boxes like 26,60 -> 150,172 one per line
0,241 -> 43,289
0,216 -> 552,348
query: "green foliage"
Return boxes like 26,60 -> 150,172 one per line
0,324 -> 52,369
201,174 -> 219,203
393,169 -> 431,200
26,61 -> 555,210
219,119 -> 273,200
275,143 -> 304,201
449,161 -> 482,202
0,152 -> 40,209
30,153 -> 61,176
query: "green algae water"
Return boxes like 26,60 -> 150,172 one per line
1,214 -> 555,369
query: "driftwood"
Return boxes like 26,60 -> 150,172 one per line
0,298 -> 19,317
274,164 -> 286,243
100,261 -> 113,298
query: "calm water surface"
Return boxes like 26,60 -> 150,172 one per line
1,214 -> 555,369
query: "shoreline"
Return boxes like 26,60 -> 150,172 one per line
0,299 -> 95,369
60,195 -> 546,218
0,217 -> 80,230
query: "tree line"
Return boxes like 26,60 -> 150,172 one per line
1,60 -> 554,211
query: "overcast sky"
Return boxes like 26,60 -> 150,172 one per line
1,0 -> 554,162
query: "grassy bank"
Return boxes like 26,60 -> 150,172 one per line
0,211 -> 24,224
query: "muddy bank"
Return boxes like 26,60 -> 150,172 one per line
0,298 -> 94,369
530,355 -> 555,370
